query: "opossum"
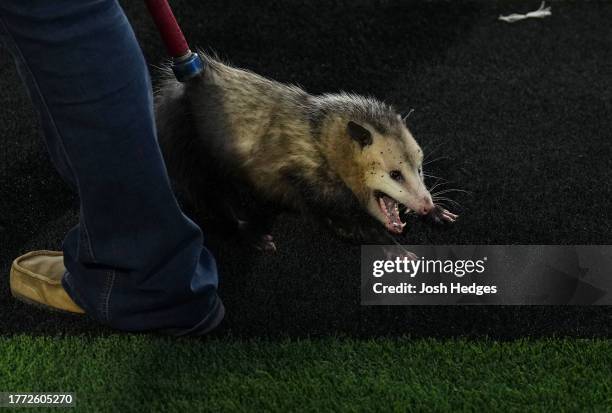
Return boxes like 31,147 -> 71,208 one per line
155,53 -> 457,251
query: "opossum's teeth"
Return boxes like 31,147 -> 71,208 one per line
378,194 -> 405,234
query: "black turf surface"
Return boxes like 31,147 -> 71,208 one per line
1,1 -> 611,337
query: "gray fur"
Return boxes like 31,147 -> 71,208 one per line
155,53 -> 411,243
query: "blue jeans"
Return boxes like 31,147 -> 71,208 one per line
0,0 -> 224,335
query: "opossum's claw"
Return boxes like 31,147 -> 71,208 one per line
428,205 -> 458,224
263,241 -> 277,253
442,210 -> 458,222
254,235 -> 277,253
238,221 -> 277,252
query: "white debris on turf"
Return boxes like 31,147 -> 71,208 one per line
499,1 -> 552,23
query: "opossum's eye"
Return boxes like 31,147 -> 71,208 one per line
347,121 -> 372,147
390,170 -> 404,182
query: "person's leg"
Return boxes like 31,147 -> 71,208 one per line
0,0 -> 223,334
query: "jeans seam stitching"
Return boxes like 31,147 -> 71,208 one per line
101,270 -> 116,322
79,206 -> 96,262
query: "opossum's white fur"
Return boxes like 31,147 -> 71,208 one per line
155,52 -> 434,243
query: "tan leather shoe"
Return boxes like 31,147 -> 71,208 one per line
10,250 -> 84,314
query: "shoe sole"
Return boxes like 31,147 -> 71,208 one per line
11,290 -> 81,315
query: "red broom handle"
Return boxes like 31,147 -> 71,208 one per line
144,0 -> 191,58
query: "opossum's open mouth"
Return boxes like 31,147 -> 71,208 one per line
374,191 -> 406,234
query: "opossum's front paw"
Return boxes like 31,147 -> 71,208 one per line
242,230 -> 277,253
237,220 -> 277,253
428,205 -> 458,224
254,234 -> 277,253
242,233 -> 277,253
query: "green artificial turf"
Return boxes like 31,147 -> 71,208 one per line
0,336 -> 610,412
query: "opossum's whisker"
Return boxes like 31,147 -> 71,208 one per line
428,184 -> 442,194
431,188 -> 471,196
424,176 -> 448,189
432,195 -> 460,204
427,180 -> 447,193
422,139 -> 448,159
423,156 -> 449,166
422,172 -> 446,181
421,138 -> 442,152
433,201 -> 452,210
431,187 -> 468,195
432,196 -> 462,208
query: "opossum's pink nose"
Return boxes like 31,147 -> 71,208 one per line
420,196 -> 434,215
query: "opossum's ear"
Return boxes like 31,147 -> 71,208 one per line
347,121 -> 372,147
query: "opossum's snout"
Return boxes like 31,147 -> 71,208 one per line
415,193 -> 434,215
397,186 -> 434,216
363,163 -> 434,233
368,189 -> 433,234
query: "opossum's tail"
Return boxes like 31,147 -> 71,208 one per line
154,73 -> 231,225
155,79 -> 200,204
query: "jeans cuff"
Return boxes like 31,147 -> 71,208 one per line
164,295 -> 226,337
63,270 -> 225,336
